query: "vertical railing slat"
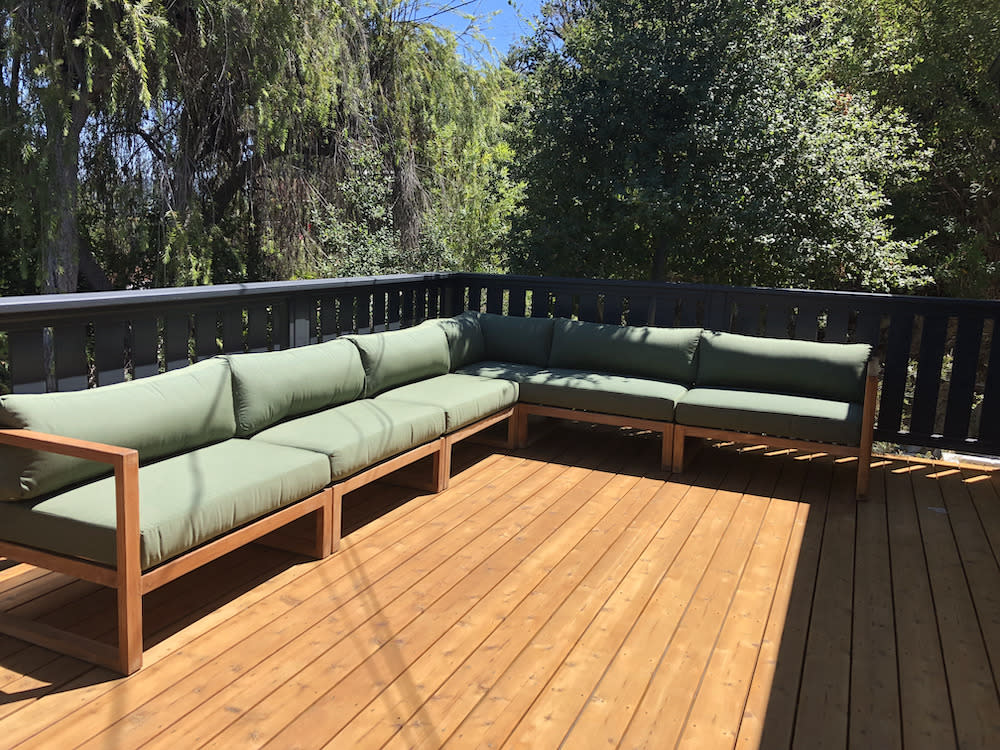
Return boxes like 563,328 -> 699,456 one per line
943,314 -> 984,441
877,311 -> 914,438
94,319 -> 127,386
8,329 -> 47,393
54,323 -> 90,391
910,315 -> 948,437
131,317 -> 160,379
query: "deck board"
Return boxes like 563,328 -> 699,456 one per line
1,426 -> 999,749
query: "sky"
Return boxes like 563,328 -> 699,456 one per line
435,0 -> 543,59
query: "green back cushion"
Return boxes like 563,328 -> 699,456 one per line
420,312 -> 486,370
696,331 -> 871,402
549,319 -> 702,384
0,358 -> 236,501
346,325 -> 451,397
227,338 -> 365,437
480,313 -> 554,367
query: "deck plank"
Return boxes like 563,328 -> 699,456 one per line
911,462 -> 1000,748
849,455 -> 902,750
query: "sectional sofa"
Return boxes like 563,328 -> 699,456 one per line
0,311 -> 877,674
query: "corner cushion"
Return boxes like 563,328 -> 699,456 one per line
0,358 -> 236,501
0,439 -> 331,569
675,387 -> 863,445
252,399 -> 446,480
421,312 -> 486,370
479,313 -> 554,367
376,373 -> 518,432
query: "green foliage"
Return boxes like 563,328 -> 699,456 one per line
509,0 -> 932,291
790,0 -> 1000,295
0,0 -> 521,294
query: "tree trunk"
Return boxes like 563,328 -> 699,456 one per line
650,231 -> 669,281
41,95 -> 88,294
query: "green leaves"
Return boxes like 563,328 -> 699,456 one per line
509,0 -> 933,292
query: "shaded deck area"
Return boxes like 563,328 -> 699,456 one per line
0,424 -> 999,749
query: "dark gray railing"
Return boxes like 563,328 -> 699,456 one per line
3,271 -> 999,457
0,274 -> 455,393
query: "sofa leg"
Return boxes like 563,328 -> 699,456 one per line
115,452 -> 143,675
505,410 -> 519,450
515,405 -> 529,448
671,426 -> 686,473
660,428 -> 673,472
330,486 -> 343,554
856,448 -> 872,501
434,439 -> 451,492
317,488 -> 335,557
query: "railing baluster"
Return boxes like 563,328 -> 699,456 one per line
94,319 -> 127,385
8,329 -> 47,393
943,314 -> 984,440
877,311 -> 914,438
910,314 -> 948,437
508,287 -> 527,317
221,308 -> 245,354
979,322 -> 1000,445
194,311 -> 220,361
486,285 -> 503,314
131,317 -> 160,379
246,306 -> 269,352
54,323 -> 90,391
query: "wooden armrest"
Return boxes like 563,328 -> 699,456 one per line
0,428 -> 137,465
866,355 -> 881,380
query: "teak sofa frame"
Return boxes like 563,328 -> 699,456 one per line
0,407 -> 518,675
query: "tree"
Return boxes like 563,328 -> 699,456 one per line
0,1 -> 167,293
805,0 -> 1000,296
509,0 -> 931,291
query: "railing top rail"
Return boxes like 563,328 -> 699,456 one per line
455,272 -> 1000,313
0,273 -> 452,325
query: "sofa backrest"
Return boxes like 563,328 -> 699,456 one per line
227,338 -> 365,437
479,313 -> 554,367
549,319 -> 702,384
421,311 -> 486,370
0,357 -> 236,501
346,324 -> 451,397
696,331 -> 871,402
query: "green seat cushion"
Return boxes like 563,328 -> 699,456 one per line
675,387 -> 863,445
420,312 -> 486,370
0,358 -> 236,501
479,313 -> 554,367
696,331 -> 871,402
0,439 -> 331,569
376,373 -> 519,432
252,399 -> 447,479
346,326 -> 451,397
227,339 -> 365,437
459,361 -> 686,422
549,319 -> 702,384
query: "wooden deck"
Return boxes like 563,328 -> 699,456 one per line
1,424 -> 999,749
